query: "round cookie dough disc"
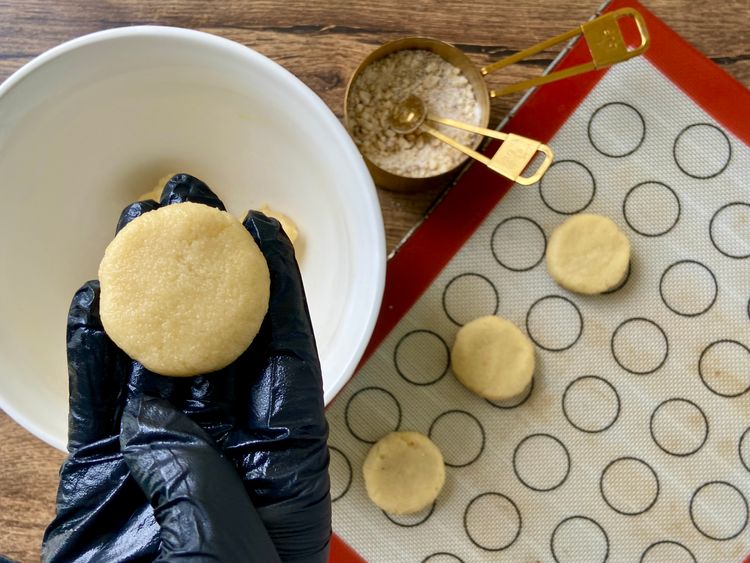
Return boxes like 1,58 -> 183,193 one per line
99,201 -> 270,376
451,316 -> 535,401
546,213 -> 630,294
363,431 -> 445,514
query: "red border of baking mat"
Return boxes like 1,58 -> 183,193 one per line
329,0 -> 750,560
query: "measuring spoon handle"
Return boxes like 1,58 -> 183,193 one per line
423,116 -> 554,185
481,7 -> 649,97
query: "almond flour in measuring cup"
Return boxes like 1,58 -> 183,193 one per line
348,50 -> 481,178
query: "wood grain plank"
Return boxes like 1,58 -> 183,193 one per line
0,412 -> 64,562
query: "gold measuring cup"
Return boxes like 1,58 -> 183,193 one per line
344,7 -> 650,191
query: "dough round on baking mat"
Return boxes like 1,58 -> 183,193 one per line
451,316 -> 535,400
546,213 -> 630,294
363,431 -> 445,514
99,202 -> 270,376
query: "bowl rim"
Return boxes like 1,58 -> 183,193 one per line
0,25 -> 386,451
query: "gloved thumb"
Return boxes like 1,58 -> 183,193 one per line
121,395 -> 280,562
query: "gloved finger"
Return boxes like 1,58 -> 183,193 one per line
66,280 -> 128,452
120,358 -> 236,445
241,210 -> 319,370
42,445 -> 160,562
115,200 -> 160,234
121,395 -> 280,563
130,363 -> 239,445
179,369 -> 237,445
226,210 -> 331,562
160,173 -> 226,210
124,359 -> 181,407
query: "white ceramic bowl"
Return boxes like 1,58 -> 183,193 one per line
0,27 -> 385,451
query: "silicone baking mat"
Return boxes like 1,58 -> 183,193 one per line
327,1 -> 750,560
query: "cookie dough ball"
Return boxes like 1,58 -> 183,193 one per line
363,431 -> 445,514
451,316 -> 535,400
99,201 -> 270,376
137,173 -> 176,202
259,205 -> 299,246
546,213 -> 630,295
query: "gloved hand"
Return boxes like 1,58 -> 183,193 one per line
43,175 -> 331,562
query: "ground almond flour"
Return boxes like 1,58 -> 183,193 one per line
348,49 -> 481,178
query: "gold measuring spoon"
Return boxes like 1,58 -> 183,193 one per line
389,95 -> 553,185
484,7 -> 649,97
346,7 -> 650,191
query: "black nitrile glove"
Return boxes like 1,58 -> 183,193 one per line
120,394 -> 280,562
41,279 -> 161,562
43,174 -> 331,562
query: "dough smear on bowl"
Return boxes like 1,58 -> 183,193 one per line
363,431 -> 445,514
99,201 -> 270,376
546,213 -> 630,295
451,315 -> 535,401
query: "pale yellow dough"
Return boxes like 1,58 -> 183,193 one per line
137,173 -> 176,202
259,205 -> 299,246
451,316 -> 535,401
546,213 -> 630,295
363,431 -> 445,515
99,202 -> 270,376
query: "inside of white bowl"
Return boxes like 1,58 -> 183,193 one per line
0,27 -> 384,451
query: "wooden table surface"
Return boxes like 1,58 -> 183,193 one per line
0,1 -> 747,560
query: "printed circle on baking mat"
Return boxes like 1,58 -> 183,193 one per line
526,295 -> 583,352
513,433 -> 571,491
429,410 -> 485,468
491,217 -> 547,272
394,330 -> 450,386
463,492 -> 521,551
600,457 -> 659,515
551,516 -> 609,563
622,181 -> 681,237
562,376 -> 620,433
611,318 -> 669,375
709,202 -> 750,259
640,541 -> 697,563
442,273 -> 499,326
328,446 -> 352,502
384,502 -> 435,527
698,340 -> 750,397
486,377 -> 534,410
740,427 -> 750,472
539,160 -> 596,215
674,123 -> 731,179
690,481 -> 748,541
588,102 -> 646,157
659,260 -> 717,317
422,553 -> 465,563
344,387 -> 402,443
650,398 -> 709,457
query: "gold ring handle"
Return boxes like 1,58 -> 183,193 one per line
480,8 -> 650,98
422,116 -> 554,185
